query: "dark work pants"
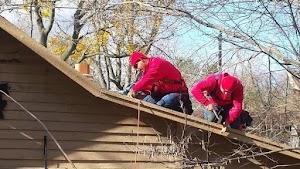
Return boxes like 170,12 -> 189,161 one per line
203,105 -> 241,129
143,93 -> 183,112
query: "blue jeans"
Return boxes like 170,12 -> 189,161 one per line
203,106 -> 241,129
143,93 -> 182,112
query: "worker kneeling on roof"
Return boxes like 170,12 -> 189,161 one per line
191,73 -> 246,130
127,51 -> 193,115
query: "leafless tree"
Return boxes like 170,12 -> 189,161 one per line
1,0 -> 176,90
123,0 -> 300,143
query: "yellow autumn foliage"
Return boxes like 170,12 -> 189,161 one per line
54,47 -> 67,55
126,42 -> 136,54
41,8 -> 51,17
95,31 -> 109,46
22,0 -> 52,18
76,43 -> 86,51
48,36 -> 69,55
46,0 -> 174,62
49,34 -> 106,63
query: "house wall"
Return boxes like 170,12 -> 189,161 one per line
0,29 -> 179,169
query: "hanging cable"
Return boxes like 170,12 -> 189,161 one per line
44,135 -> 47,169
134,100 -> 141,169
0,90 -> 78,169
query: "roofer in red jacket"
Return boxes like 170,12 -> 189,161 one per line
191,73 -> 243,130
127,51 -> 193,115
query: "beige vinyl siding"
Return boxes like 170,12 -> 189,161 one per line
0,29 -> 179,169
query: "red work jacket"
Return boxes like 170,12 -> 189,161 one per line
191,73 -> 244,124
132,57 -> 185,95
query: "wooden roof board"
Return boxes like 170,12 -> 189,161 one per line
0,16 -> 299,162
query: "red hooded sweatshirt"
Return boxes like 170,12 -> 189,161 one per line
132,57 -> 184,95
191,73 -> 243,124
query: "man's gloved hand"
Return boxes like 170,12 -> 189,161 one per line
206,103 -> 215,111
221,121 -> 229,133
127,89 -> 137,98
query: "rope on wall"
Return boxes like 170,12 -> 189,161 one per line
134,100 -> 141,169
0,90 -> 78,169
